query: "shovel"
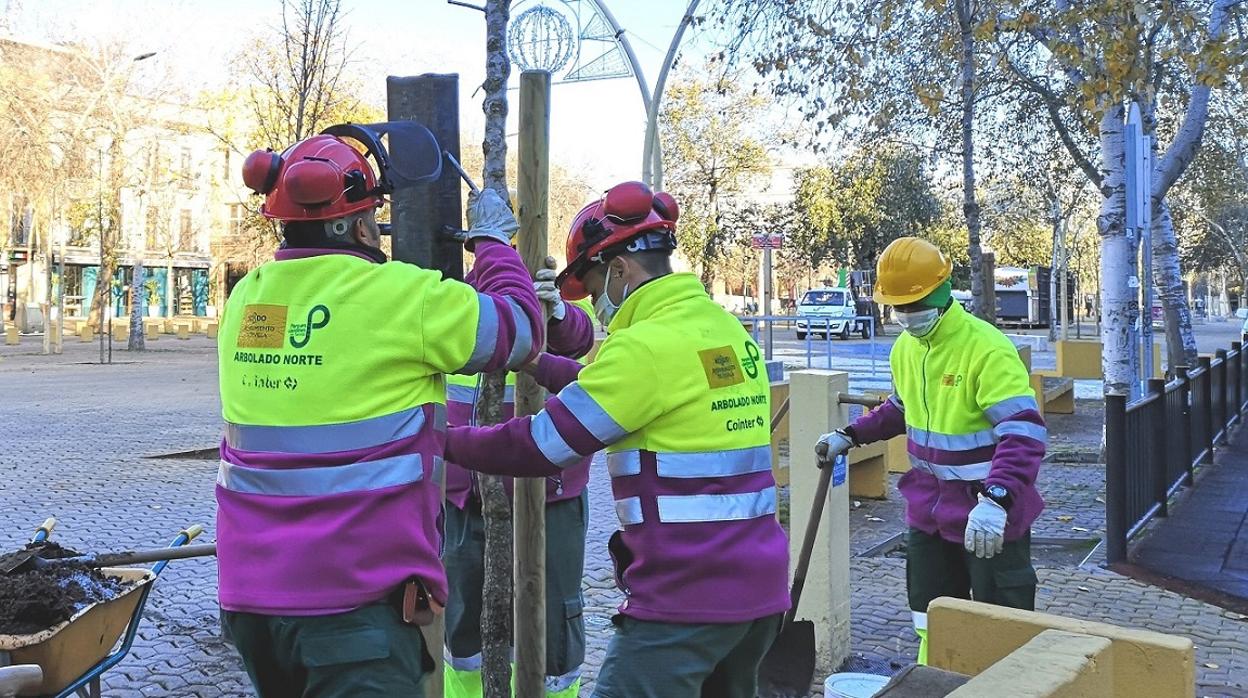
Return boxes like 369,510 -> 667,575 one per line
758,454 -> 840,697
2,526 -> 216,576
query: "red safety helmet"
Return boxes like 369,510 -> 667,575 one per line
242,122 -> 443,224
556,181 -> 679,301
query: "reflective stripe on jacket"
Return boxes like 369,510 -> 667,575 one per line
446,273 -> 791,624
216,242 -> 544,615
444,297 -> 596,507
851,301 -> 1046,543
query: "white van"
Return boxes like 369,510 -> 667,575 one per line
795,287 -> 869,340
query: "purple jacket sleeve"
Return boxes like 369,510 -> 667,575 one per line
847,395 -> 907,445
457,241 -> 545,373
445,380 -> 613,477
984,407 -> 1046,497
546,301 -> 594,358
532,353 -> 584,394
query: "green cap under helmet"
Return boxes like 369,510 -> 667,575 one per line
919,279 -> 953,310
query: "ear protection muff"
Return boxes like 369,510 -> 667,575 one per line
242,149 -> 283,195
343,169 -> 370,202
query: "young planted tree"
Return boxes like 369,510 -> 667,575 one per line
476,2 -> 513,696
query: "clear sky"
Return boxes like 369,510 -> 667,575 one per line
7,0 -> 780,192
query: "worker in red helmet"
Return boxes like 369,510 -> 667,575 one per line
216,124 -> 547,697
443,181 -> 791,697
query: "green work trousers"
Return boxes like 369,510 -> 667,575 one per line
221,603 -> 430,698
592,613 -> 783,698
906,527 -> 1037,662
443,491 -> 588,696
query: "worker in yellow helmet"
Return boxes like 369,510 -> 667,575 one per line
817,237 -> 1047,664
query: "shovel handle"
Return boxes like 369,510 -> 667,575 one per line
32,517 -> 56,543
73,544 -> 218,568
784,459 -> 836,627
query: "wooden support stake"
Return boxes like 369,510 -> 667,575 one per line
513,69 -> 551,698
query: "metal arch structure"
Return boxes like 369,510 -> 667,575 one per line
503,0 -> 692,189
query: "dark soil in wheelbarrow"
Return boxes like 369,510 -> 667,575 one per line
0,542 -> 129,635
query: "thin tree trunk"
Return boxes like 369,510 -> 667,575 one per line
1143,0 -> 1235,371
128,257 -> 145,351
1098,104 -> 1134,396
1151,201 -> 1198,370
1049,207 -> 1060,343
955,0 -> 990,323
477,1 -> 513,696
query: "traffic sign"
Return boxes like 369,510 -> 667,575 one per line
751,233 -> 783,250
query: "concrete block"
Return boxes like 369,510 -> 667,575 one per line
175,322 -> 191,340
848,439 -> 889,499
206,321 -> 218,340
949,629 -> 1113,698
162,318 -> 176,334
112,323 -> 128,343
789,370 -> 852,676
78,324 -> 93,342
769,380 -> 790,486
929,598 -> 1194,698
145,321 -> 160,341
1007,334 -> 1049,353
5,325 -> 19,345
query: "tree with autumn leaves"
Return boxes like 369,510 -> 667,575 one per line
715,0 -> 1248,393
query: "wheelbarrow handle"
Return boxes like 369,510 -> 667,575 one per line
180,524 -> 205,542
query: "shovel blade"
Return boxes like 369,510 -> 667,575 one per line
0,550 -> 38,575
758,620 -> 817,697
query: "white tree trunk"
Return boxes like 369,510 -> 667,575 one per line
1097,105 -> 1134,396
128,258 -> 145,351
1144,0 -> 1236,371
1151,201 -> 1198,370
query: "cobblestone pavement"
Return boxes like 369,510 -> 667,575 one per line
4,343 -> 1248,696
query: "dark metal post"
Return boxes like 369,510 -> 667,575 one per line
1233,341 -> 1243,421
1216,349 -> 1229,443
1105,393 -> 1129,564
1148,378 -> 1168,517
387,74 -> 464,281
386,74 -> 462,698
1177,367 -> 1194,481
1199,356 -> 1214,462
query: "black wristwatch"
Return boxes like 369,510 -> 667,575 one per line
982,483 -> 1013,511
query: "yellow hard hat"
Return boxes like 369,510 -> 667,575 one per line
873,237 -> 953,306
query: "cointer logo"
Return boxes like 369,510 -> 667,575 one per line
288,305 -> 331,349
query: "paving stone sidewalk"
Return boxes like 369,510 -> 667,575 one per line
3,346 -> 1247,696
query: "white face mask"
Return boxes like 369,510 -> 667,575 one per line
895,308 -> 941,337
594,271 -> 628,326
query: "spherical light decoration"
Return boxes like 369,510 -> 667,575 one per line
507,5 -> 577,74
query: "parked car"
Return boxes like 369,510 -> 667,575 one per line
795,287 -> 870,340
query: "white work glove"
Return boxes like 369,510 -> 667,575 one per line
964,494 -> 1007,559
465,189 -> 519,250
534,267 -> 566,320
815,429 -> 854,468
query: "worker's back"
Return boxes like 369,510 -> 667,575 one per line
584,272 -> 790,624
216,250 -> 507,615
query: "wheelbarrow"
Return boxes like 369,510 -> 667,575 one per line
0,519 -> 212,698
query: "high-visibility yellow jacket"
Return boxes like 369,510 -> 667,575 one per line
216,243 -> 543,615
445,273 -> 791,624
850,301 -> 1046,543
